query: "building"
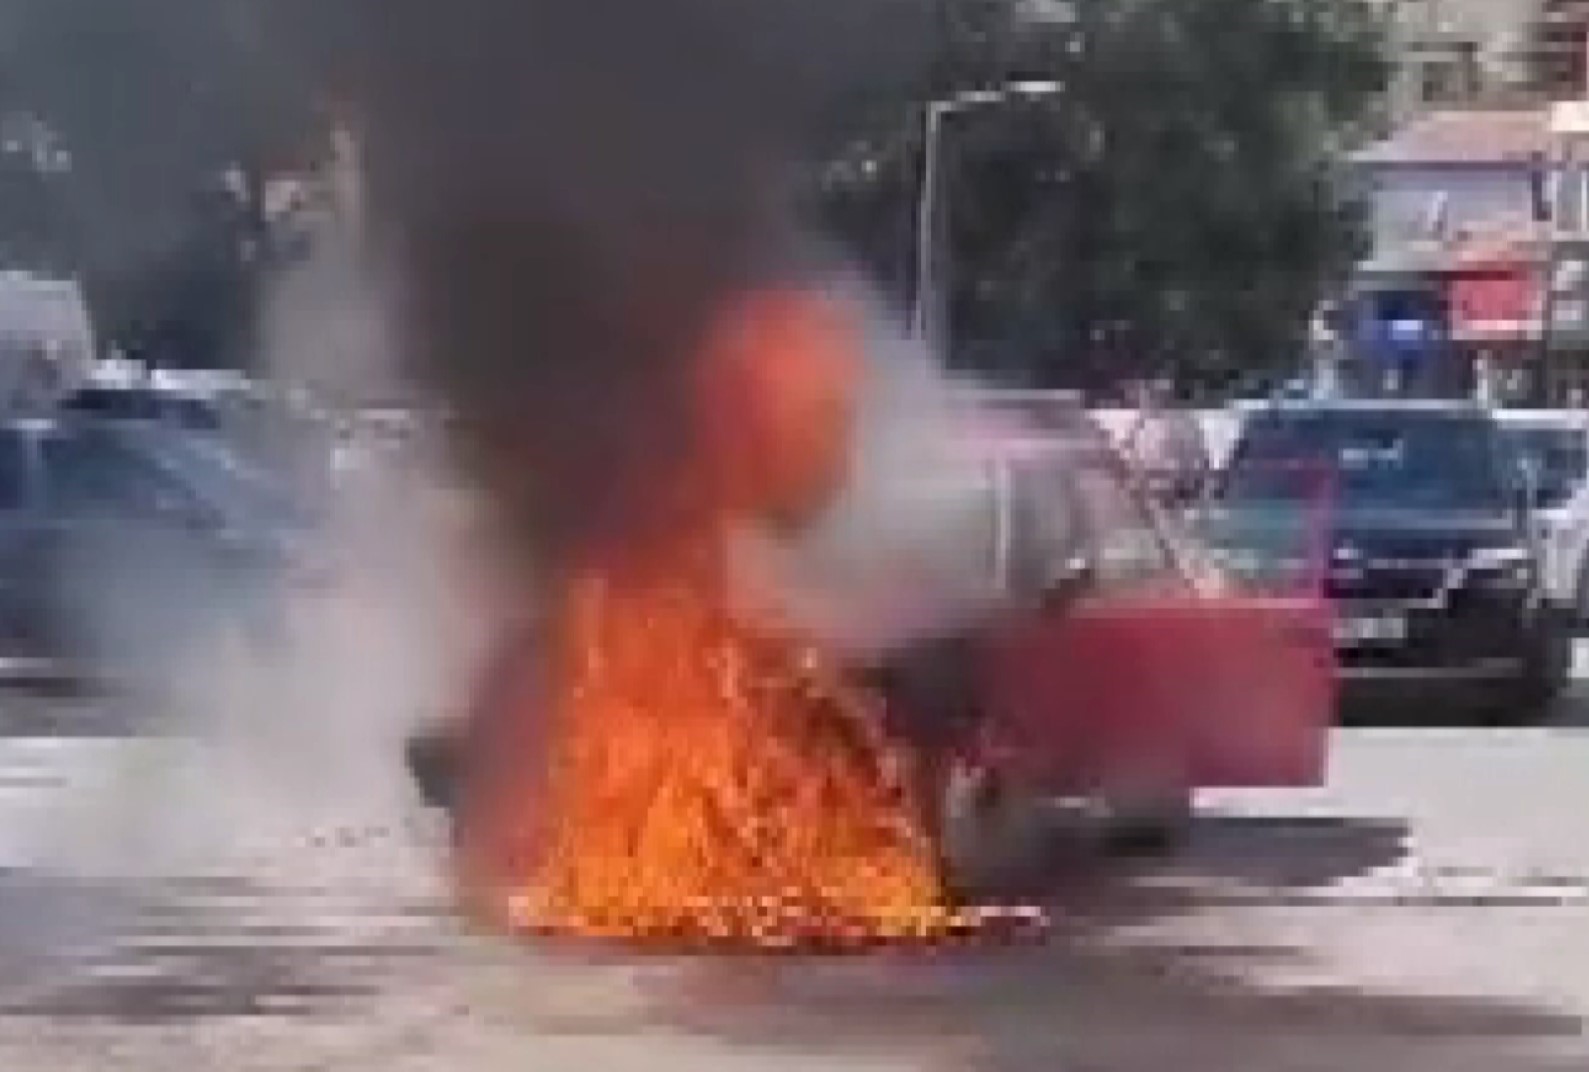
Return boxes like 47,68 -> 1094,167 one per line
1338,2 -> 1589,400
1348,108 -> 1551,398
1355,109 -> 1550,244
1378,0 -> 1541,121
1525,0 -> 1589,99
0,271 -> 96,410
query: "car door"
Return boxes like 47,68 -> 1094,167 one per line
39,425 -> 231,667
981,442 -> 1333,797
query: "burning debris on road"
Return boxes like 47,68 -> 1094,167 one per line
312,0 -> 1047,950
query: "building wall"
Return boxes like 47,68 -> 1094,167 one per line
1376,0 -> 1545,119
1528,0 -> 1589,98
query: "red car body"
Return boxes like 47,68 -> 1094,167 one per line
408,407 -> 1336,864
940,415 -> 1335,808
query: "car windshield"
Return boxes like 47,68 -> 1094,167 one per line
1500,424 -> 1588,510
113,424 -> 308,530
39,426 -> 198,519
1224,409 -> 1510,514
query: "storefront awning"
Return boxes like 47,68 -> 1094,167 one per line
1448,267 -> 1542,344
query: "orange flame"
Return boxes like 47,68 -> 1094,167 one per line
456,289 -> 1041,949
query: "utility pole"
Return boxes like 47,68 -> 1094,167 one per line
910,81 -> 1064,350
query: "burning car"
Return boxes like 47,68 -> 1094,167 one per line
407,400 -> 1336,901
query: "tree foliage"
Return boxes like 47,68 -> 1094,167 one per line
0,0 -> 1381,385
817,0 -> 1387,391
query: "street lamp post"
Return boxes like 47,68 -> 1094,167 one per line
910,80 -> 1064,347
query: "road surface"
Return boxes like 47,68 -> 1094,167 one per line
2,676 -> 1589,1070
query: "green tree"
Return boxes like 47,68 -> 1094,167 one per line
817,0 -> 1386,392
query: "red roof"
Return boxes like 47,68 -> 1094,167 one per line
1355,109 -> 1550,166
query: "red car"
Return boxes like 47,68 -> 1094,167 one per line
406,411 -> 1335,890
872,411 -> 1335,886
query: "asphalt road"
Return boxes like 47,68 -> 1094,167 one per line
4,666 -> 1589,1070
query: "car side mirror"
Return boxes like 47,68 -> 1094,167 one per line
1040,554 -> 1097,611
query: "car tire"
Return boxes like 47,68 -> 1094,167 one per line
1095,786 -> 1195,857
924,749 -> 1052,900
406,724 -> 463,816
1489,617 -> 1572,726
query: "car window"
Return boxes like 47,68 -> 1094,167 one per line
130,427 -> 302,527
61,388 -> 222,431
41,429 -> 201,521
872,463 -> 1004,601
62,389 -> 163,421
927,466 -> 1003,597
998,443 -> 1176,596
1069,454 -> 1176,590
1004,455 -> 1089,597
1500,424 -> 1588,509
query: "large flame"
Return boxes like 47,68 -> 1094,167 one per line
454,289 -> 1037,949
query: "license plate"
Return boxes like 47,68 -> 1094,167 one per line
1333,613 -> 1407,647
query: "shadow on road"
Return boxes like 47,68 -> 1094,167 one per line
904,814 -> 1415,925
0,798 -> 1577,1072
654,940 -> 1586,1072
0,874 -> 449,1024
1162,813 -> 1413,890
0,812 -> 1580,1072
635,813 -> 1585,1072
1341,666 -> 1589,729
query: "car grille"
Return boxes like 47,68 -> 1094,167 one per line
1326,561 -> 1452,603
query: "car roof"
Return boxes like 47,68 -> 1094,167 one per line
0,413 -> 165,437
1233,398 -> 1489,416
0,416 -> 60,437
1490,408 -> 1589,431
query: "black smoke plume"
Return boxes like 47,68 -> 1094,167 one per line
293,0 -> 930,564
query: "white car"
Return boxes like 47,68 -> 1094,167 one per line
1493,409 -> 1589,623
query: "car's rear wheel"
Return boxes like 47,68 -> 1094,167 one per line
1488,617 -> 1572,726
924,749 -> 1053,900
1090,749 -> 1195,856
407,724 -> 463,815
1094,786 -> 1195,856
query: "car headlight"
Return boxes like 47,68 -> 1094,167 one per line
1463,546 -> 1534,589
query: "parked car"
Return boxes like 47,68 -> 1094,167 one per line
0,415 -> 322,685
1493,409 -> 1589,626
1204,400 -> 1570,723
406,410 -> 1335,893
111,419 -> 323,542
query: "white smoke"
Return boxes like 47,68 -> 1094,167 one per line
731,280 -> 1021,661
15,191 -> 498,898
